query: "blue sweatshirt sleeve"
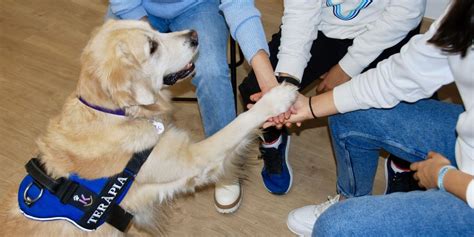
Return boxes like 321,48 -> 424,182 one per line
109,0 -> 147,20
219,0 -> 269,62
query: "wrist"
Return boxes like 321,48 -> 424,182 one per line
260,78 -> 279,92
308,96 -> 318,119
277,75 -> 300,87
437,165 -> 456,191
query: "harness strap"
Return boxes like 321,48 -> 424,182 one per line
23,148 -> 153,232
25,159 -> 61,192
106,204 -> 134,232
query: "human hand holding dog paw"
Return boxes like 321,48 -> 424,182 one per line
250,84 -> 298,126
263,93 -> 312,129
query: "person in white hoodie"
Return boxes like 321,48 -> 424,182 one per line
239,0 -> 427,196
264,0 -> 473,235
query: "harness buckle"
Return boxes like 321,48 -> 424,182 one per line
23,182 -> 43,206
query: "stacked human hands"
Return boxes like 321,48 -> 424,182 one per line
248,91 -> 312,129
249,64 -> 350,128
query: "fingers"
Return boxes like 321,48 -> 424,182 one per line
262,121 -> 275,129
284,110 -> 291,120
250,92 -> 263,102
280,113 -> 287,123
426,151 -> 436,159
412,172 -> 426,188
413,171 -> 419,181
410,162 -> 418,171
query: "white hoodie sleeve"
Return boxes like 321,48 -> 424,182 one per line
333,16 -> 453,113
275,0 -> 322,81
339,0 -> 426,77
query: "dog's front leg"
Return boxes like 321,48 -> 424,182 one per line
189,84 -> 298,181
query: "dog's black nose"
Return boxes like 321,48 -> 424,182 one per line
189,30 -> 198,47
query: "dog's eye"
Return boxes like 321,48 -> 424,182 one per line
149,40 -> 158,55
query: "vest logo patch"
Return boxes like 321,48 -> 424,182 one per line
73,194 -> 93,207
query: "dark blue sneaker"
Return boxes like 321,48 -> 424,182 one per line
384,155 -> 425,194
260,132 -> 292,195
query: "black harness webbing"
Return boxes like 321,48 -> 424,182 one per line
23,148 -> 153,232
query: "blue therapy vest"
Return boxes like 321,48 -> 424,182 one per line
18,149 -> 152,232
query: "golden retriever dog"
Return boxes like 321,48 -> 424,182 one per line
0,20 -> 297,236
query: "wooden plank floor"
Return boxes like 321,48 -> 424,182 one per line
1,1 -> 451,236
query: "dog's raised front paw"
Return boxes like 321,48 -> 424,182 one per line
253,83 -> 298,118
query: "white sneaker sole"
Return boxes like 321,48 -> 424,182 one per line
214,189 -> 243,214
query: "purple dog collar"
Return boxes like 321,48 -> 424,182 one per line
78,97 -> 126,116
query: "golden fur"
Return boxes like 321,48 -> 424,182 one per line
0,20 -> 297,236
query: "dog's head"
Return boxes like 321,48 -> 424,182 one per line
77,20 -> 198,116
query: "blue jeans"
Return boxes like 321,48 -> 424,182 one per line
314,190 -> 474,236
314,99 -> 474,236
108,0 -> 235,137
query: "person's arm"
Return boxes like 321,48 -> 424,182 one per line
251,50 -> 279,92
275,9 -> 455,125
338,0 -> 426,78
410,152 -> 474,208
219,0 -> 278,92
109,0 -> 147,20
317,0 -> 426,92
332,13 -> 453,114
274,0 -> 322,82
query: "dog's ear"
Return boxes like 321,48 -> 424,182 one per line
106,62 -> 156,107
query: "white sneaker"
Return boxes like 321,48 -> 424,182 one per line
214,181 -> 242,214
287,195 -> 340,236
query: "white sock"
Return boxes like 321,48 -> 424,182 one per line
262,135 -> 282,149
390,160 -> 411,173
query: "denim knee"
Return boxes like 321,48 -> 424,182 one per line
313,202 -> 356,237
192,61 -> 229,88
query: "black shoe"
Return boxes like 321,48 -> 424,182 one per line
384,155 -> 425,194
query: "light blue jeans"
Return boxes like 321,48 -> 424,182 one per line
314,99 -> 474,236
108,0 -> 235,137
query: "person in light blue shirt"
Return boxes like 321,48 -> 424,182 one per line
107,0 -> 280,214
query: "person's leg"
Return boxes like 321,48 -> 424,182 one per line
168,0 -> 240,214
287,100 -> 464,236
169,0 -> 234,137
314,190 -> 474,236
147,14 -> 170,33
329,99 -> 463,197
367,25 -> 440,194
